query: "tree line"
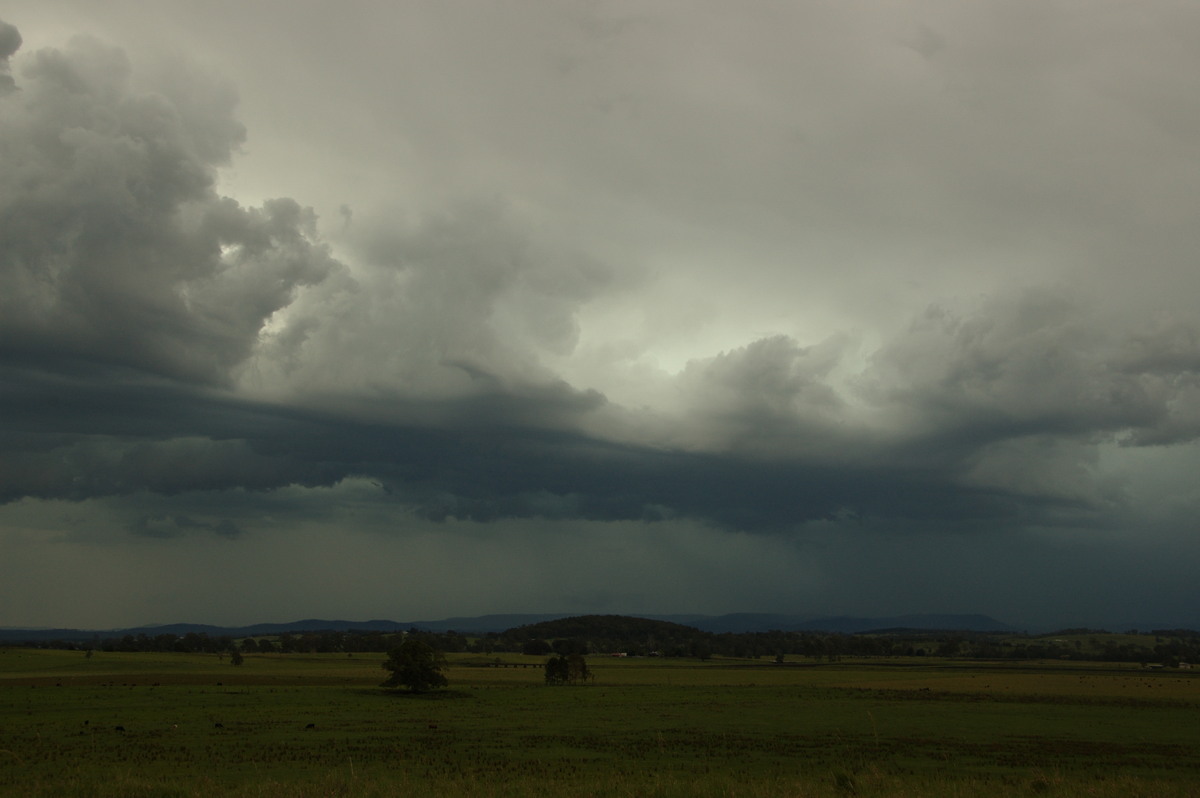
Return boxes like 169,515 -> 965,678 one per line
9,618 -> 1200,667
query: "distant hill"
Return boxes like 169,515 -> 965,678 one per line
0,614 -> 576,644
0,611 -> 1017,644
509,614 -> 701,640
638,613 -> 1015,634
494,614 -> 709,656
753,614 -> 1014,634
407,614 -> 574,633
501,613 -> 1015,641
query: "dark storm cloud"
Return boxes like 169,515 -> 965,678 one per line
4,5 -> 1200,631
0,31 -> 336,386
1,18 -> 1199,543
132,513 -> 243,539
863,289 -> 1200,451
0,363 -> 1096,533
0,366 -> 344,502
0,20 -> 19,94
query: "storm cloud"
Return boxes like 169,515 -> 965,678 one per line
0,32 -> 335,384
2,3 -> 1200,630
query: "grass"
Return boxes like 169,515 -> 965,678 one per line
2,649 -> 1199,796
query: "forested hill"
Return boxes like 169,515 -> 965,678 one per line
510,615 -> 700,643
493,614 -> 705,656
0,611 -> 1014,646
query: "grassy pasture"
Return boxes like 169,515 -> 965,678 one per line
1,649 -> 1199,797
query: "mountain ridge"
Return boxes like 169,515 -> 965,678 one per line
0,612 -> 1023,643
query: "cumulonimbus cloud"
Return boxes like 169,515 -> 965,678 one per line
0,29 -> 337,385
2,20 -> 1200,539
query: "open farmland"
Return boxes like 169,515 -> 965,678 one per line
1,649 -> 1199,797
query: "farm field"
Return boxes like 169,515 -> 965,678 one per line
1,649 -> 1198,797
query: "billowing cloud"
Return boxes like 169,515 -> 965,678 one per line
1,5 -> 1200,630
242,199 -> 617,409
862,289 -> 1200,452
869,296 -> 1123,433
0,30 -> 336,385
0,20 -> 1197,532
0,20 -> 19,94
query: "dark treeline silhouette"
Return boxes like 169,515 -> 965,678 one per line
8,629 -> 465,656
8,615 -> 1200,666
475,616 -> 1200,666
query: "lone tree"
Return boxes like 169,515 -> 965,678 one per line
544,653 -> 591,685
381,639 -> 448,693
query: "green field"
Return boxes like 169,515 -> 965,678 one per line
2,649 -> 1198,797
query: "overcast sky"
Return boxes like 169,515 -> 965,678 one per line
2,1 -> 1199,631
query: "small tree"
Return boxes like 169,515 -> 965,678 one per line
545,653 -> 591,685
545,654 -> 569,685
381,639 -> 448,692
567,653 -> 591,684
229,648 -> 244,667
